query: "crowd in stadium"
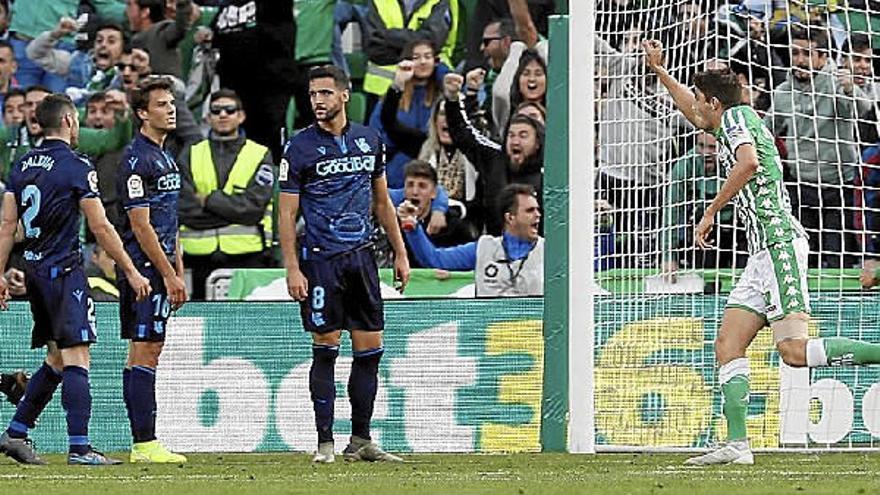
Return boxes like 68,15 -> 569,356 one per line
596,0 -> 880,275
0,0 -> 558,301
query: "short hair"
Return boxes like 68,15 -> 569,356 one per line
515,101 -> 547,120
4,87 -> 25,102
35,93 -> 76,132
25,85 -> 52,98
507,113 -> 546,148
693,68 -> 742,109
130,76 -> 174,113
498,183 -> 537,217
208,88 -> 242,108
85,91 -> 107,108
790,25 -> 829,52
0,39 -> 12,55
308,65 -> 350,90
136,0 -> 166,24
95,21 -> 125,39
495,18 -> 516,39
844,32 -> 872,54
403,160 -> 437,184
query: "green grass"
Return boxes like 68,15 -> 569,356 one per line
0,452 -> 878,494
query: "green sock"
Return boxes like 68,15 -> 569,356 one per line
722,375 -> 749,441
824,337 -> 880,365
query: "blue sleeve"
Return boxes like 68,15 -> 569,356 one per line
279,139 -> 302,194
432,184 -> 448,213
405,224 -> 477,271
388,188 -> 404,206
71,157 -> 98,200
433,63 -> 451,86
372,140 -> 386,179
119,150 -> 150,209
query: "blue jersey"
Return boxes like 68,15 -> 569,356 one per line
6,139 -> 98,271
117,132 -> 181,267
279,122 -> 385,258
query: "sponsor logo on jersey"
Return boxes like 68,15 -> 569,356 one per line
127,174 -> 144,199
157,173 -> 181,192
315,155 -> 375,177
87,170 -> 99,194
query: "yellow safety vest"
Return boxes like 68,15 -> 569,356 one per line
180,139 -> 273,256
88,276 -> 120,298
363,0 -> 459,97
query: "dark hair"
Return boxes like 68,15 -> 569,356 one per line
136,0 -> 166,24
402,38 -> 436,60
131,76 -> 174,113
209,88 -> 242,108
515,101 -> 547,121
498,183 -> 537,217
509,49 -> 547,112
844,32 -> 872,54
790,25 -> 829,52
4,87 -> 25,102
489,18 -> 516,39
25,85 -> 52,97
85,91 -> 107,108
35,93 -> 76,132
693,68 -> 742,109
309,65 -> 350,90
0,39 -> 12,56
95,21 -> 125,39
403,160 -> 438,184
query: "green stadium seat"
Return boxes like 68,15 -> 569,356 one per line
346,51 -> 368,84
347,91 -> 368,124
285,95 -> 297,133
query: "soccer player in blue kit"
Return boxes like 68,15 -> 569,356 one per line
279,65 -> 410,463
117,77 -> 188,463
0,94 -> 151,465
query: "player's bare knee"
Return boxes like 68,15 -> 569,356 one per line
45,347 -> 64,371
776,338 -> 807,367
351,330 -> 383,352
771,316 -> 809,367
715,334 -> 746,365
312,330 -> 341,347
128,341 -> 164,367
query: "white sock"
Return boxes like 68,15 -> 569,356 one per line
718,357 -> 750,385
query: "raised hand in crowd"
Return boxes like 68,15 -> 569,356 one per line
443,73 -> 465,101
466,67 -> 486,93
51,16 -> 79,39
393,60 -> 416,90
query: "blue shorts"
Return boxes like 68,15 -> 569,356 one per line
300,247 -> 384,333
118,265 -> 171,342
25,265 -> 96,349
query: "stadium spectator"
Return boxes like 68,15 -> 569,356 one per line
765,25 -> 868,268
0,1 -> 9,40
841,33 -> 880,150
87,245 -> 120,302
463,0 -> 554,70
399,182 -> 543,296
492,0 -> 546,134
372,40 -> 449,187
117,47 -> 151,92
514,100 -> 545,124
212,0 -> 296,164
332,0 -> 369,73
444,72 -> 544,236
85,90 -> 130,228
0,40 -> 16,106
292,0 -> 336,128
2,88 -> 24,128
461,18 -> 515,134
178,88 -> 275,300
661,132 -> 747,275
362,0 -> 457,113
418,98 -> 483,238
128,0 -> 194,79
26,19 -> 125,101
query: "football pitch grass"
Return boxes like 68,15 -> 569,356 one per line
0,452 -> 878,495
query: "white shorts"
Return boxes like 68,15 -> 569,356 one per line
726,237 -> 810,322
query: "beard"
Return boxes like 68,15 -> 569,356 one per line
315,106 -> 341,122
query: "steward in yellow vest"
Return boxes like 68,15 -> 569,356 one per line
363,0 -> 459,98
178,90 -> 276,300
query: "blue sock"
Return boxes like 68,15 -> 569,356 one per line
310,344 -> 338,444
61,366 -> 91,455
349,347 -> 383,441
129,366 -> 157,443
7,362 -> 62,439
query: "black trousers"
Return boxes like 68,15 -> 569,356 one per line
185,251 -> 274,301
788,182 -> 861,268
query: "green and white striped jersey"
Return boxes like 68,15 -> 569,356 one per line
713,105 -> 807,254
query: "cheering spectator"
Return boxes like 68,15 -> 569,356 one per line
362,0 -> 457,112
26,19 -> 125,100
841,33 -> 880,149
463,0 -> 554,70
0,40 -> 16,107
766,26 -> 869,268
443,72 -> 544,236
372,39 -> 449,188
399,183 -> 543,296
85,90 -> 130,228
178,88 -> 275,300
128,0 -> 194,79
2,88 -> 24,128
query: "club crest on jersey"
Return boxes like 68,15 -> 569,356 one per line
127,174 -> 144,199
355,137 -> 371,153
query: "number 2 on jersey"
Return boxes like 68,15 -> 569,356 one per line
21,185 -> 42,239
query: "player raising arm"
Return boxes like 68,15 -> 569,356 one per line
644,40 -> 880,465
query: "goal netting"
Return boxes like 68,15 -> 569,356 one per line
590,0 -> 880,451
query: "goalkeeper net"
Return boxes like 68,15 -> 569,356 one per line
590,0 -> 880,451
